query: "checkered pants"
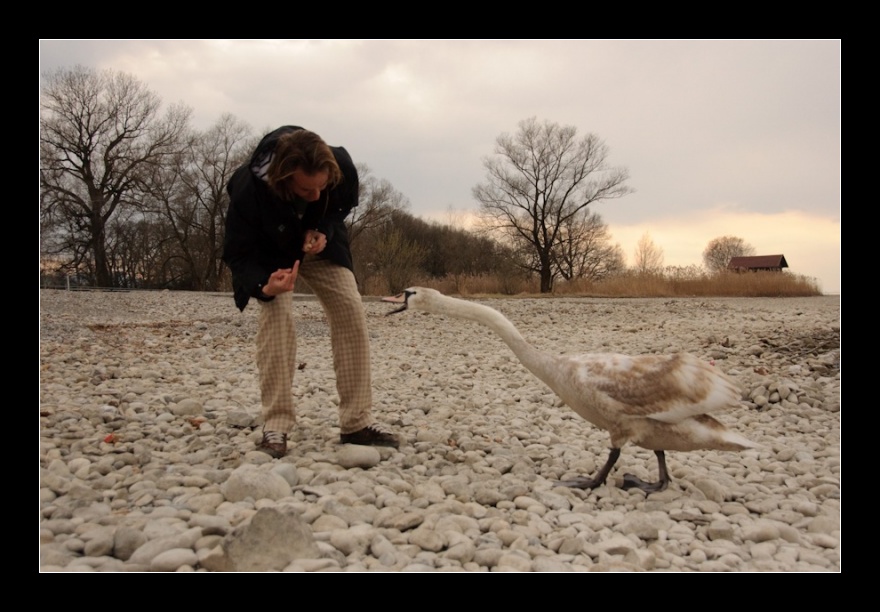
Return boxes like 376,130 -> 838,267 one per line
256,256 -> 373,434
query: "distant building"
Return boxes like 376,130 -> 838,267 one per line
727,255 -> 789,272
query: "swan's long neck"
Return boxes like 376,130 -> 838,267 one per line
429,296 -> 552,383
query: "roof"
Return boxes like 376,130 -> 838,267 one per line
728,255 -> 789,269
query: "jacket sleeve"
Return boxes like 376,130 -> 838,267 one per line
313,146 -> 359,242
223,166 -> 273,311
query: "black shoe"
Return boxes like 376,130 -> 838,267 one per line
340,425 -> 399,448
258,430 -> 288,458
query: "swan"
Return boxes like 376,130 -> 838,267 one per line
383,288 -> 757,493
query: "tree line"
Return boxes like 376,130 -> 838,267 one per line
40,66 -> 757,295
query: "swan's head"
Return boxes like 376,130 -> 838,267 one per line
382,287 -> 443,315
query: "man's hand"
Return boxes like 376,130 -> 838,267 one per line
262,260 -> 300,297
303,230 -> 327,254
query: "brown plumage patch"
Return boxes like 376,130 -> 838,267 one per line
588,355 -> 713,415
693,414 -> 725,431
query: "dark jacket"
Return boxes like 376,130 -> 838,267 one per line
223,126 -> 359,311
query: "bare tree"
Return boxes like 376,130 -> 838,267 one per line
142,113 -> 253,290
347,165 -> 411,291
40,65 -> 191,287
633,232 -> 665,275
105,213 -> 179,288
347,164 -> 411,246
703,235 -> 756,272
473,117 -> 632,292
552,210 -> 626,282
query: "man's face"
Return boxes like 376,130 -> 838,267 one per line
288,169 -> 329,202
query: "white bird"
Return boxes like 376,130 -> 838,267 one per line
383,287 -> 757,493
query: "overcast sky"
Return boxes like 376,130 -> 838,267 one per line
39,40 -> 840,293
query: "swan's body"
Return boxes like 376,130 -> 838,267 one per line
384,287 -> 757,492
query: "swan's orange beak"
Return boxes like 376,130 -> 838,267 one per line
382,292 -> 408,315
381,293 -> 406,304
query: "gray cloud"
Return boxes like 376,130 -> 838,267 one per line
39,40 -> 840,292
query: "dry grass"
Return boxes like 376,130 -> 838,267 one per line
366,270 -> 823,298
581,271 -> 822,298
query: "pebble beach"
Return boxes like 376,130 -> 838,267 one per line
39,289 -> 840,572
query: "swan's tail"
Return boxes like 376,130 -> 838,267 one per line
690,414 -> 760,451
718,429 -> 761,451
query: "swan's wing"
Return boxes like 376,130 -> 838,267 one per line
571,353 -> 741,424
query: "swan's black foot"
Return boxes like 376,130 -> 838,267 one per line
556,476 -> 606,490
620,450 -> 671,493
621,473 -> 668,493
556,448 -> 621,491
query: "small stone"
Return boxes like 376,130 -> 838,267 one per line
221,465 -> 293,502
707,520 -> 734,541
336,445 -> 381,469
171,399 -> 203,416
150,548 -> 199,572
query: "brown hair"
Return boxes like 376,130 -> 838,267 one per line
266,130 -> 343,200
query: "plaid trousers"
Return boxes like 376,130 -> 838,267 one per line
256,256 -> 373,434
